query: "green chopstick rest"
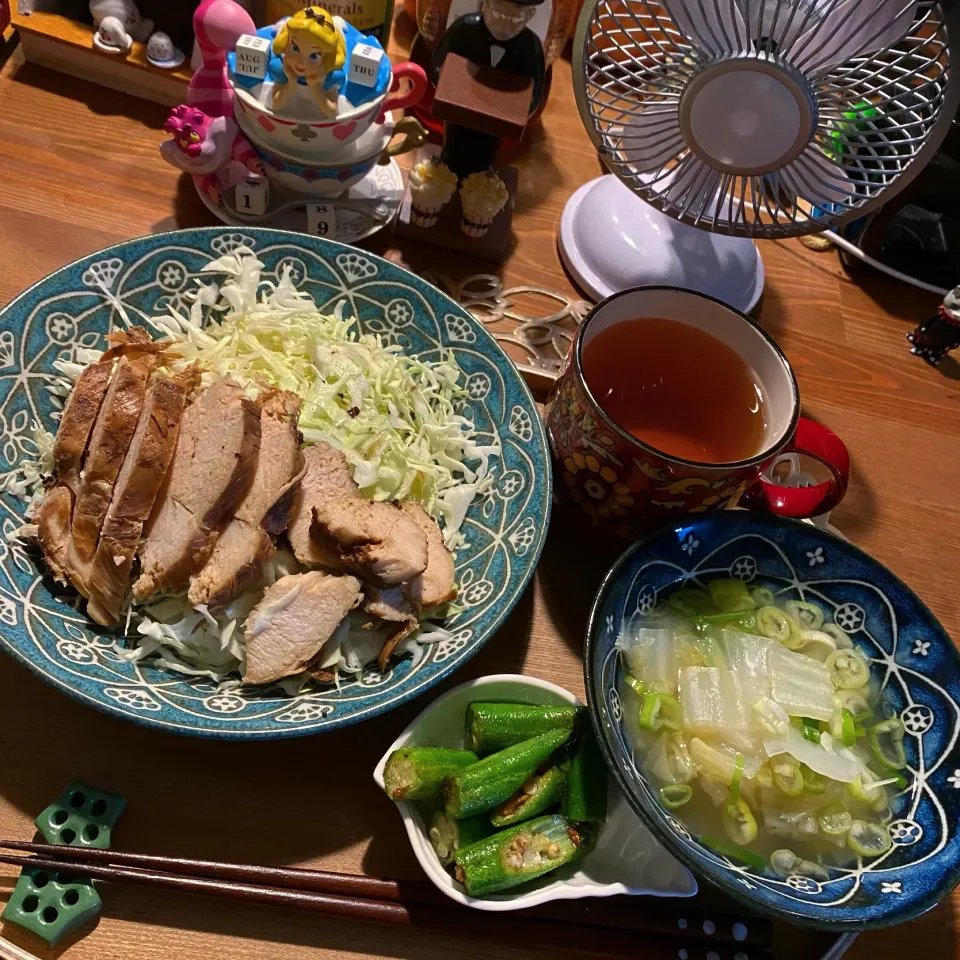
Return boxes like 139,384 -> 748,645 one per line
35,780 -> 127,849
1,780 -> 126,945
1,868 -> 102,945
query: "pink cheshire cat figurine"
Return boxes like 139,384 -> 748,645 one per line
159,0 -> 264,207
161,106 -> 263,203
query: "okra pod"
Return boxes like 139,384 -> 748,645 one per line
466,702 -> 583,755
563,730 -> 608,822
429,812 -> 494,866
454,814 -> 598,897
490,764 -> 567,827
444,728 -> 571,819
382,746 -> 478,802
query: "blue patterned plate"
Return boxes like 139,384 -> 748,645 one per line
0,228 -> 551,738
586,511 -> 960,929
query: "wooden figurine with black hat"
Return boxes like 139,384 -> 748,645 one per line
396,0 -> 546,260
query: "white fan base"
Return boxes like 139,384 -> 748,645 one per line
558,175 -> 765,313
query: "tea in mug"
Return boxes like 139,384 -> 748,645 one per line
581,317 -> 766,464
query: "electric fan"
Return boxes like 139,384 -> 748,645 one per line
560,0 -> 960,303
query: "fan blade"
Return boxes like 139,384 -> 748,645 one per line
777,145 -> 851,213
610,106 -> 684,173
661,161 -> 724,222
743,0 -> 832,51
660,0 -> 747,57
788,0 -> 918,74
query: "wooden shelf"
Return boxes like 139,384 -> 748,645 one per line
12,10 -> 192,105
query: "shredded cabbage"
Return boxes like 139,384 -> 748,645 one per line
154,249 -> 498,549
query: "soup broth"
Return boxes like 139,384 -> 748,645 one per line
617,580 -> 902,875
581,317 -> 766,464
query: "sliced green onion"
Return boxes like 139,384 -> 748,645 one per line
771,848 -> 800,878
800,763 -> 827,795
726,753 -> 745,815
868,718 -> 907,770
798,630 -> 837,660
838,689 -> 870,715
749,586 -> 776,608
624,675 -> 646,697
818,805 -> 853,837
772,756 -> 804,796
801,718 -> 823,744
785,600 -> 824,630
721,797 -> 758,845
829,707 -> 857,747
668,589 -> 714,616
639,692 -> 683,732
823,623 -> 853,649
756,606 -> 793,645
659,784 -> 693,809
703,835 -> 765,870
825,650 -> 870,690
894,773 -> 909,790
697,609 -> 757,630
707,578 -> 755,613
847,773 -> 883,806
847,820 -> 892,857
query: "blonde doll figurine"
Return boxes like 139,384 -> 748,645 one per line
271,7 -> 346,117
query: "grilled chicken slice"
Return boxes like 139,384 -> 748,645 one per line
85,376 -> 186,626
287,446 -> 348,573
70,357 -> 149,560
302,443 -> 428,587
52,361 -> 112,495
242,570 -> 362,685
399,502 -> 457,608
133,378 -> 260,600
188,391 -> 305,609
37,484 -> 74,587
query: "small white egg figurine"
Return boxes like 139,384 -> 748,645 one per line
93,15 -> 132,54
146,31 -> 186,69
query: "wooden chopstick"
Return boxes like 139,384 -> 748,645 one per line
0,840 -> 772,945
0,840 -> 441,906
0,937 -> 41,960
0,845 -> 771,957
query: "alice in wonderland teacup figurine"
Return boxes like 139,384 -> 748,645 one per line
270,7 -> 346,116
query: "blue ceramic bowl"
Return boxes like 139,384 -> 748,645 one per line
585,511 -> 960,930
0,228 -> 551,738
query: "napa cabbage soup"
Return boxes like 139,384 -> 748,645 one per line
618,579 -> 907,878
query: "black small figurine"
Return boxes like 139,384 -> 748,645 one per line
907,286 -> 960,366
429,0 -> 546,178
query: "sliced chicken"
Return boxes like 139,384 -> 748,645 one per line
134,378 -> 260,600
188,391 -> 305,609
400,502 -> 457,608
71,357 -> 149,560
37,484 -> 74,587
242,570 -> 362,685
287,446 -> 347,572
302,443 -> 428,587
53,361 -> 112,495
85,376 -> 186,626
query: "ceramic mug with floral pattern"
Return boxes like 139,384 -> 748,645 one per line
545,287 -> 850,536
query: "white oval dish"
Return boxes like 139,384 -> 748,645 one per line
372,674 -> 697,912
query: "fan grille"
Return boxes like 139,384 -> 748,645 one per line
573,0 -> 959,238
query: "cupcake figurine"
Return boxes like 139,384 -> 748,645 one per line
408,157 -> 458,228
458,169 -> 509,237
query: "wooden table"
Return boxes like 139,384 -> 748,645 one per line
1,13 -> 959,960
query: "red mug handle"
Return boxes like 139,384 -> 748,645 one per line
740,417 -> 851,519
377,62 -> 428,122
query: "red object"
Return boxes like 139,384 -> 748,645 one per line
0,0 -> 10,33
545,290 -> 851,537
377,61 -> 429,121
